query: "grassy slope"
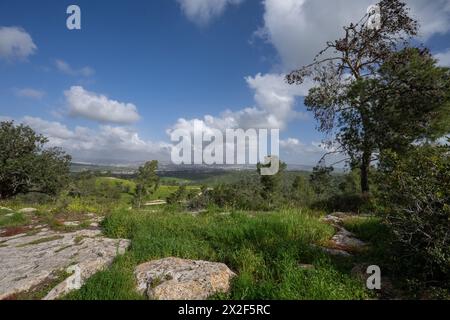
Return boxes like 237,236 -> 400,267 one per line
65,208 -> 371,300
1,176 -> 382,300
95,177 -> 200,202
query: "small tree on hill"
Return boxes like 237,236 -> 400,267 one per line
257,159 -> 287,202
133,160 -> 159,208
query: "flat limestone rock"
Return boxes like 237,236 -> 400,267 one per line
321,215 -> 344,225
331,229 -> 367,250
0,229 -> 130,300
135,257 -> 236,300
18,208 -> 38,214
320,213 -> 368,253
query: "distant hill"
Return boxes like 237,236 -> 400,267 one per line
71,161 -> 323,174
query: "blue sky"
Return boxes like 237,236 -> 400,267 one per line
1,0 -> 450,165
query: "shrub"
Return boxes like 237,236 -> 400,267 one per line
377,144 -> 450,285
312,193 -> 374,213
166,185 -> 187,205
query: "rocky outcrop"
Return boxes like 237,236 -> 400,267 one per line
135,257 -> 236,300
331,227 -> 367,250
318,213 -> 368,256
0,229 -> 129,300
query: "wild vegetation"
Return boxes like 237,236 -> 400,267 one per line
0,0 -> 449,300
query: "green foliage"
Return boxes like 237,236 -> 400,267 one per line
307,167 -> 378,213
345,48 -> 450,154
0,121 -> 71,199
194,179 -> 268,211
290,175 -> 315,206
377,144 -> 450,285
166,185 -> 187,204
133,161 -> 159,208
188,164 -> 371,213
189,160 -> 289,211
257,160 -> 287,202
66,175 -> 135,211
0,211 -> 29,228
310,165 -> 334,196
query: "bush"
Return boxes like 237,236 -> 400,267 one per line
0,121 -> 71,199
166,185 -> 187,205
208,181 -> 271,211
312,193 -> 375,213
377,144 -> 450,285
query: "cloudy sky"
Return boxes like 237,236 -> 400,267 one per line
1,0 -> 450,165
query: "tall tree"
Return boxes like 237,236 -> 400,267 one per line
286,0 -> 421,193
346,48 -> 450,152
0,121 -> 71,199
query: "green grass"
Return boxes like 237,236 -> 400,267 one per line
65,208 -> 371,300
95,177 -> 136,189
342,216 -> 392,266
0,211 -> 29,228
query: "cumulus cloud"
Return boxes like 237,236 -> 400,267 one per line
14,88 -> 45,100
258,0 -> 450,70
0,26 -> 36,61
435,48 -> 450,67
20,116 -> 170,163
65,86 -> 141,124
168,72 -> 310,138
245,73 -> 311,127
167,73 -> 316,165
22,116 -> 75,140
55,59 -> 95,77
177,0 -> 243,25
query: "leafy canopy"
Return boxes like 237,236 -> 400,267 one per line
0,121 -> 71,199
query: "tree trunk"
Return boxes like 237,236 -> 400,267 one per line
360,150 -> 371,194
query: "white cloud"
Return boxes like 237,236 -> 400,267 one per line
168,72 -> 310,138
20,116 -> 170,163
280,137 -> 344,166
166,72 -> 317,165
65,86 -> 141,124
177,0 -> 243,25
435,48 -> 450,67
409,0 -> 450,38
14,88 -> 45,100
22,116 -> 75,140
55,59 -> 94,77
258,0 -> 450,70
0,26 -> 36,61
245,73 -> 311,128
